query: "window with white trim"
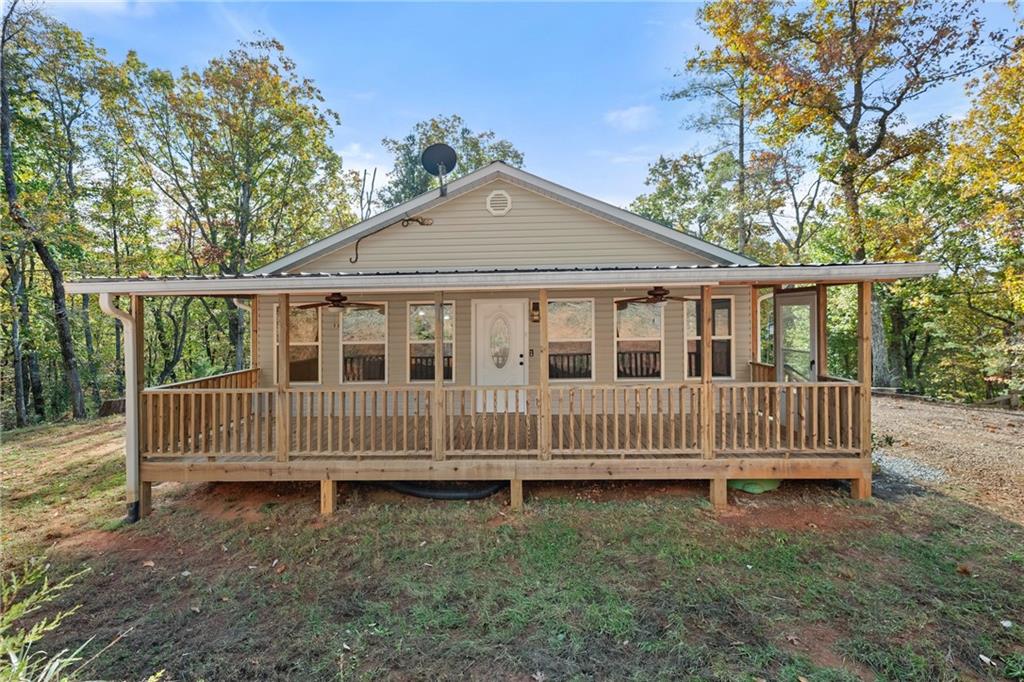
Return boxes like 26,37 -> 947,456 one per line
340,304 -> 387,383
548,299 -> 594,380
408,302 -> 454,382
615,301 -> 663,380
274,305 -> 321,384
684,297 -> 734,378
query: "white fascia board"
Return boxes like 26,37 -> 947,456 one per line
66,262 -> 940,297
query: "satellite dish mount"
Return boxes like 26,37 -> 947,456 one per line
421,143 -> 458,197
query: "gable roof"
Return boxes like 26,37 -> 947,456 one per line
252,161 -> 757,275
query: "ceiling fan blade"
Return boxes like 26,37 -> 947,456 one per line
616,297 -> 648,310
296,302 -> 327,310
663,296 -> 689,303
341,302 -> 384,311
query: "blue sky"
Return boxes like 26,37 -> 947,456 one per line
48,1 -> 1017,209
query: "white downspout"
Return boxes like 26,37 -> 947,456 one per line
99,293 -> 141,522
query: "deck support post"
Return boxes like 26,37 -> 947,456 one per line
276,294 -> 290,463
433,292 -> 445,460
510,479 -> 523,511
700,285 -> 714,462
854,281 -> 873,499
709,477 -> 728,511
815,284 -> 828,379
320,479 -> 337,515
538,289 -> 551,460
750,285 -> 760,364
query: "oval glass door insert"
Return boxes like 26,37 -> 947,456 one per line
489,316 -> 511,369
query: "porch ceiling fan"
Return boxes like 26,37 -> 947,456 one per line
296,293 -> 380,311
615,286 -> 687,310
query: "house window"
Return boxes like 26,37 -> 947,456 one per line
341,304 -> 387,383
548,299 -> 594,380
408,302 -> 454,382
684,297 -> 734,378
274,305 -> 321,384
615,301 -> 663,380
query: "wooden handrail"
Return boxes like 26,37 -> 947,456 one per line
149,367 -> 260,391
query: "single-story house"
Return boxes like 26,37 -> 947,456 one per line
67,161 -> 938,519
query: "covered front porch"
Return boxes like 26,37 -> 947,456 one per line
72,263 -> 937,519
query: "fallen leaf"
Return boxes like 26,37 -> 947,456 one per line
979,654 -> 995,667
1000,620 -> 1013,629
142,560 -> 155,568
275,563 -> 287,574
956,563 -> 974,576
190,606 -> 200,614
786,635 -> 800,645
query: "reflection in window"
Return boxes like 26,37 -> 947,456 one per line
548,299 -> 594,380
341,304 -> 387,382
409,303 -> 454,381
616,301 -> 662,379
275,306 -> 321,383
685,298 -> 733,378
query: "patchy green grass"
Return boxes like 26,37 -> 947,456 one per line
3,419 -> 1024,680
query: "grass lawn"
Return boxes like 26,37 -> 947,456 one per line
3,417 -> 1024,680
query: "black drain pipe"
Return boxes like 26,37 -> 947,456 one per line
384,481 -> 505,500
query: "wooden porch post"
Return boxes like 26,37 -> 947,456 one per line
250,296 -> 259,369
276,294 -> 290,463
433,292 -> 445,460
538,289 -> 551,460
701,286 -> 725,508
133,296 -> 151,518
750,285 -> 760,365
853,281 -> 872,499
815,284 -> 828,380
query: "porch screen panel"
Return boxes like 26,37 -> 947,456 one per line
548,299 -> 594,380
615,301 -> 663,379
408,302 -> 453,381
275,306 -> 321,383
684,298 -> 733,378
341,304 -> 387,382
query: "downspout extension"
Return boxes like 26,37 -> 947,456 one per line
99,293 -> 142,524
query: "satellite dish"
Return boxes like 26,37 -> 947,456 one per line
421,143 -> 458,196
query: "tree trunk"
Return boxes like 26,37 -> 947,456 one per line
226,297 -> 245,371
2,14 -> 86,419
80,293 -> 103,412
4,254 -> 28,426
32,239 -> 87,418
736,93 -> 746,255
19,287 -> 45,419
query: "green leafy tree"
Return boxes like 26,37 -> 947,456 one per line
377,114 -> 524,209
699,0 -> 1008,386
104,38 -> 354,369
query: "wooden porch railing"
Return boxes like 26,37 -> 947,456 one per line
139,376 -> 862,460
549,385 -> 702,456
149,368 -> 260,391
749,362 -> 776,382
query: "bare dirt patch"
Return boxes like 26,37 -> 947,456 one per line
873,395 -> 1024,523
777,624 -> 874,680
182,481 -> 319,522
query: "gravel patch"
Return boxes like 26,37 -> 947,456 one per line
873,395 -> 1024,523
873,450 -> 948,484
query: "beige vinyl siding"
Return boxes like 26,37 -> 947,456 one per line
301,180 -> 715,271
255,286 -> 752,388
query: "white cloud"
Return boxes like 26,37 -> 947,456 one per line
603,105 -> 657,133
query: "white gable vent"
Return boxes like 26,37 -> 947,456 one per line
485,189 -> 512,216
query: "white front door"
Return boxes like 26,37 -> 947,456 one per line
473,299 -> 528,410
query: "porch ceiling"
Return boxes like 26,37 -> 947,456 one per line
65,261 -> 939,297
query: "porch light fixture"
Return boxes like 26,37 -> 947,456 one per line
531,301 -> 541,323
